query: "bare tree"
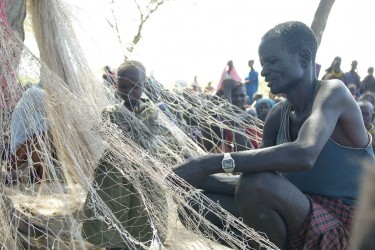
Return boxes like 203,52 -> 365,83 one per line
106,0 -> 166,57
310,0 -> 336,47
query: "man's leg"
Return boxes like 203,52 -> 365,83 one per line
177,174 -> 243,247
235,171 -> 310,250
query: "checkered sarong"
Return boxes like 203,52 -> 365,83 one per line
288,194 -> 355,250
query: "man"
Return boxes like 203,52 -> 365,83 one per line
358,100 -> 375,154
244,60 -> 259,105
345,60 -> 361,88
322,56 -> 348,85
360,67 -> 375,94
173,21 -> 374,249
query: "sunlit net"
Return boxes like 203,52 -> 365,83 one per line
0,0 -> 275,249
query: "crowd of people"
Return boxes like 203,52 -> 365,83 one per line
3,20 -> 375,249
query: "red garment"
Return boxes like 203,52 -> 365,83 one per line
246,127 -> 262,149
288,194 -> 354,250
215,65 -> 242,93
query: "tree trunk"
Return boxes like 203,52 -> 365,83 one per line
310,0 -> 335,47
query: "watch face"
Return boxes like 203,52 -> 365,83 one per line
223,159 -> 234,168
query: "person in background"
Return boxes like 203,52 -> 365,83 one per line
204,81 -> 215,95
359,92 -> 375,107
358,100 -> 375,154
322,56 -> 348,85
191,76 -> 202,93
173,21 -> 374,250
250,92 -> 263,108
360,67 -> 375,94
244,60 -> 259,105
347,83 -> 359,100
255,97 -> 275,122
215,60 -> 242,103
345,60 -> 361,88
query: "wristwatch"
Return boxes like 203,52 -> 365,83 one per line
222,153 -> 235,173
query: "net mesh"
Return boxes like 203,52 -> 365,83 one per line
0,0 -> 277,249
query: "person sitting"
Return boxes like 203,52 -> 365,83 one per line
347,83 -> 359,100
358,100 -> 375,154
255,97 -> 275,122
172,21 -> 375,249
8,86 -> 61,183
359,92 -> 375,107
82,60 -> 169,249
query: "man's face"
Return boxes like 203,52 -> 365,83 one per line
117,70 -> 144,105
333,59 -> 341,71
351,61 -> 358,70
231,86 -> 246,109
256,102 -> 272,122
259,38 -> 304,95
359,102 -> 374,126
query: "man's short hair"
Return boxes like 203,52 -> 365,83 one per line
117,60 -> 146,83
232,83 -> 245,92
262,21 -> 318,63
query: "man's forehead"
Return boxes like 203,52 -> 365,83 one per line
118,71 -> 144,84
259,37 -> 286,50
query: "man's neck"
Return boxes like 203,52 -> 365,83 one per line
286,77 -> 318,115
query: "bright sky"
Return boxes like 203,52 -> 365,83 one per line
26,0 -> 375,90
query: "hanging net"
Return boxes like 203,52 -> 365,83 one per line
0,0 -> 276,249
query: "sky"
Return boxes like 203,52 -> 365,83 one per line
25,0 -> 375,90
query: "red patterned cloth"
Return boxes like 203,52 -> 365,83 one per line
288,194 -> 355,250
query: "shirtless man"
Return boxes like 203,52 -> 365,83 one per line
173,21 -> 374,249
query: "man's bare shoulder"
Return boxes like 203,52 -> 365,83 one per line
320,79 -> 349,96
314,79 -> 352,107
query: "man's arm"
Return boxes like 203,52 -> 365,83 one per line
173,80 -> 362,186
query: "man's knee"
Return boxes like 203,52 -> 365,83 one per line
235,172 -> 278,205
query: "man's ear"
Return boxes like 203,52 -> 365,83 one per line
300,49 -> 312,67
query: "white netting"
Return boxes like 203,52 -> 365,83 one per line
0,0 -> 277,249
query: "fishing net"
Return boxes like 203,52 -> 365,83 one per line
0,0 -> 275,249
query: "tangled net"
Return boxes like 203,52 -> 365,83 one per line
0,0 -> 276,249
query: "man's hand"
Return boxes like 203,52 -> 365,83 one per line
171,157 -> 212,189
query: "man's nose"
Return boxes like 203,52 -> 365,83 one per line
261,66 -> 270,77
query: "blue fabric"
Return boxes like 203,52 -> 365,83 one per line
10,86 -> 49,153
245,70 -> 259,104
255,98 -> 275,110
